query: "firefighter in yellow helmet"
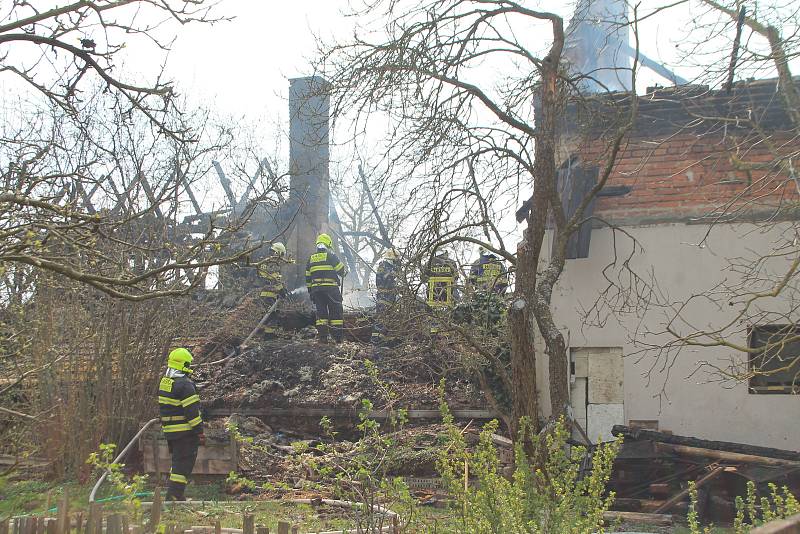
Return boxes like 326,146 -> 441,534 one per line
256,242 -> 288,338
422,248 -> 459,335
305,233 -> 347,343
158,348 -> 204,501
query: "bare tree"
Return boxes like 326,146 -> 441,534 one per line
318,0 -> 639,440
0,1 -> 281,301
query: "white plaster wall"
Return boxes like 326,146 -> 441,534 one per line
545,222 -> 800,449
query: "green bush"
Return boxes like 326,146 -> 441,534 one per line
688,479 -> 799,534
436,396 -> 620,533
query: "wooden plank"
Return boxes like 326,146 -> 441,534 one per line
603,511 -> 673,526
658,443 -> 800,467
207,407 -> 497,420
751,514 -> 800,534
275,523 -> 289,534
613,426 -> 800,462
654,466 -> 725,514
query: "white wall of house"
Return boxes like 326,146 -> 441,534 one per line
542,221 -> 799,449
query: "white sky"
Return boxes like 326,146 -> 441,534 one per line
160,0 -> 695,121
164,1 -> 349,122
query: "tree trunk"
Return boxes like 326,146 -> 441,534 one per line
531,52 -> 571,419
509,229 -> 539,440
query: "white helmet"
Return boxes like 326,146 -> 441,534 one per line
270,242 -> 286,257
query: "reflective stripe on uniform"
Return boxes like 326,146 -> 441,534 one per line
181,394 -> 200,407
316,319 -> 329,326
158,396 -> 182,406
309,265 -> 336,273
187,415 -> 203,427
260,291 -> 278,297
169,472 -> 188,484
163,423 -> 192,433
330,319 -> 344,326
160,415 -> 186,422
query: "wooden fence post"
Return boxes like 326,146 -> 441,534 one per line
0,516 -> 9,534
85,505 -> 93,534
45,519 -> 57,534
108,514 -> 123,534
275,523 -> 289,534
56,491 -> 69,534
213,521 -> 221,534
289,527 -> 298,534
242,514 -> 254,534
256,526 -> 269,534
148,489 -> 162,533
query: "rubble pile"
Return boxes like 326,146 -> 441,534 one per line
199,339 -> 486,411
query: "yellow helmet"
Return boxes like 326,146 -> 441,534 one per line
316,233 -> 333,248
167,347 -> 194,374
385,249 -> 398,260
271,242 -> 286,257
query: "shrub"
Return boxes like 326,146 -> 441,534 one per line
436,398 -> 620,534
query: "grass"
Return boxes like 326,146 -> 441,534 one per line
0,478 -> 92,517
155,501 -> 354,532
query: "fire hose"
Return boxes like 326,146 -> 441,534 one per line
89,418 -> 160,503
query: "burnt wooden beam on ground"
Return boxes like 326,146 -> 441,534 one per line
653,465 -> 726,513
603,511 -> 673,526
612,425 -> 800,462
207,407 -> 497,420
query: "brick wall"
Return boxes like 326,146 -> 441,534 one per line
572,131 -> 799,225
560,79 -> 800,226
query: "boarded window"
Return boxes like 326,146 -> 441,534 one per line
748,325 -> 800,394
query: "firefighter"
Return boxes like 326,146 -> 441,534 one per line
157,348 -> 204,501
372,249 -> 400,342
256,242 -> 288,338
423,249 -> 459,334
469,247 -> 509,295
306,233 -> 347,343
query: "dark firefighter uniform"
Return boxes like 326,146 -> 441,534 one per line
257,260 -> 285,337
469,252 -> 509,294
423,253 -> 459,334
306,234 -> 346,342
158,348 -> 204,501
373,254 -> 400,340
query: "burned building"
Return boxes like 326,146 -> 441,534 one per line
543,79 -> 800,448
